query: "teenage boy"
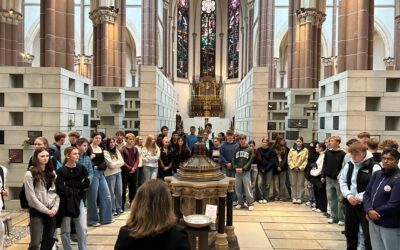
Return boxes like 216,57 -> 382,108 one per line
157,126 -> 169,147
115,131 -> 126,150
233,134 -> 254,211
339,141 -> 374,250
68,131 -> 80,147
120,133 -> 140,209
321,135 -> 346,225
185,126 -> 198,152
50,132 -> 66,162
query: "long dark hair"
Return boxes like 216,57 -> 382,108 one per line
31,148 -> 55,185
105,138 -> 117,157
274,135 -> 286,156
173,136 -> 190,155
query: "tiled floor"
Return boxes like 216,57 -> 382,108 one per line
6,201 -> 346,249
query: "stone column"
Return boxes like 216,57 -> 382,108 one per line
322,57 -> 334,79
163,1 -> 168,75
257,0 -> 275,88
337,0 -> 374,73
90,0 -> 126,87
240,26 -> 244,79
287,0 -> 300,88
291,1 -> 326,88
0,0 -> 24,66
395,0 -> 400,70
141,0 -> 157,66
247,1 -> 254,71
40,0 -> 74,71
272,57 -> 279,88
279,70 -> 286,88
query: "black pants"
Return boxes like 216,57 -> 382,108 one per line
285,170 -> 291,198
121,170 -> 137,208
311,176 -> 327,212
28,209 -> 57,250
344,203 -> 372,250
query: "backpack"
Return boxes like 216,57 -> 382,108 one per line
19,183 -> 31,209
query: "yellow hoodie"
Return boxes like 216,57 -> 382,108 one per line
288,146 -> 309,171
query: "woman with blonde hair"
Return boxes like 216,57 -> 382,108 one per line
288,137 -> 309,204
141,135 -> 160,182
114,179 -> 190,250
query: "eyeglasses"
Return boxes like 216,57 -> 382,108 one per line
382,157 -> 396,162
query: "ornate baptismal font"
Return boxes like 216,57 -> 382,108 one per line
165,143 -> 236,250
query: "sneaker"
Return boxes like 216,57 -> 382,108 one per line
311,203 -> 316,208
118,210 -> 124,214
305,201 -> 311,206
292,199 -> 297,204
258,200 -> 264,204
323,212 -> 330,218
262,199 -> 268,204
70,233 -> 78,242
89,223 -> 101,227
113,212 -> 119,217
297,199 -> 302,204
248,206 -> 254,211
233,201 -> 238,206
338,221 -> 345,226
274,197 -> 279,201
328,218 -> 338,224
235,204 -> 242,209
314,209 -> 322,213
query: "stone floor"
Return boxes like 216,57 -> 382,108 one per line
6,201 -> 346,249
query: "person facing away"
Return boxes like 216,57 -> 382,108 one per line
339,141 -> 374,250
363,148 -> 400,250
114,179 -> 190,250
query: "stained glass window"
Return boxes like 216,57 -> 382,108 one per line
200,0 -> 216,77
227,0 -> 240,79
177,0 -> 189,78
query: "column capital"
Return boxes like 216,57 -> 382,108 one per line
396,15 -> 400,25
219,33 -> 224,38
248,1 -> 254,10
163,0 -> 169,9
192,32 -> 197,37
321,56 -> 336,66
89,6 -> 118,26
0,9 -> 23,25
296,8 -> 326,26
383,57 -> 395,67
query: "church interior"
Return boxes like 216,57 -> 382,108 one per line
0,0 -> 400,249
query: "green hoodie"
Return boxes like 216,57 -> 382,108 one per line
233,144 -> 254,172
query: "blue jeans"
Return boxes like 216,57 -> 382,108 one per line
61,200 -> 87,250
222,166 -> 237,202
105,172 -> 123,213
369,222 -> 400,250
235,171 -> 254,206
257,170 -> 273,200
87,169 -> 112,225
250,165 -> 258,198
143,166 -> 158,182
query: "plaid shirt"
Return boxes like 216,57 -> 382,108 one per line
78,154 -> 93,182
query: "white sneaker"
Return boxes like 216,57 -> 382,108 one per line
262,199 -> 268,204
258,200 -> 264,204
292,199 -> 297,204
248,206 -> 254,211
315,209 -> 322,213
305,201 -> 311,206
235,204 -> 242,209
297,199 -> 302,204
338,221 -> 345,226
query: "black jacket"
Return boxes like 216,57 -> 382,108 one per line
114,224 -> 191,250
257,147 -> 275,173
322,149 -> 346,179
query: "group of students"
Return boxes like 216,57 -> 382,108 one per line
245,132 -> 400,250
8,126 -> 400,250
